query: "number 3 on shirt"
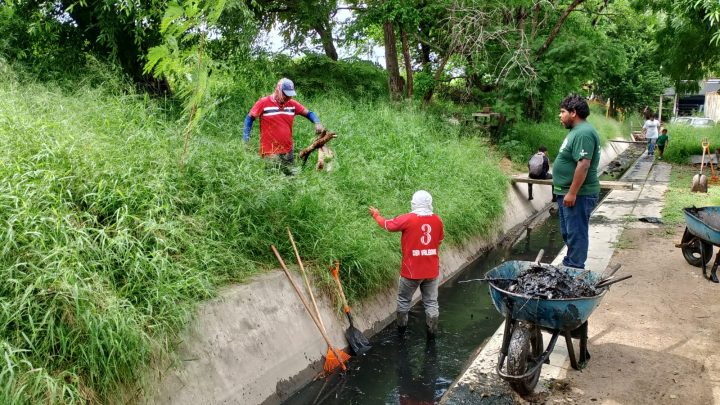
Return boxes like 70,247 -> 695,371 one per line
420,224 -> 432,245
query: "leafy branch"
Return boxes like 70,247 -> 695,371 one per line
144,0 -> 226,167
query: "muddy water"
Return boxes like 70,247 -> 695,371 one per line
283,213 -> 565,405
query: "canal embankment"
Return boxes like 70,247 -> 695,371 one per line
143,141 -> 629,405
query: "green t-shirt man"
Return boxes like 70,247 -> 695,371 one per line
552,121 -> 601,196
657,133 -> 669,146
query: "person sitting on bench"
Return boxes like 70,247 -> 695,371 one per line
528,145 -> 553,201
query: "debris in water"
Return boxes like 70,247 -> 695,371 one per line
501,265 -> 599,299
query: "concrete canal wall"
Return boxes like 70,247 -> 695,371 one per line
143,140 -> 628,405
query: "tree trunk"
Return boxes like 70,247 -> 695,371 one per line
383,20 -> 403,100
516,7 -> 527,39
314,22 -> 339,61
592,0 -> 610,27
535,0 -> 585,58
400,28 -> 413,99
531,1 -> 541,39
422,51 -> 452,103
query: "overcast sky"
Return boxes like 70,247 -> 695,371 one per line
258,7 -> 387,68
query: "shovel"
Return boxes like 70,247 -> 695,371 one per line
692,139 -> 709,192
271,245 -> 348,373
286,230 -> 351,373
330,261 -> 372,356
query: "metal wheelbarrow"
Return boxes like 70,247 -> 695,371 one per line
486,260 -> 610,395
676,206 -> 720,283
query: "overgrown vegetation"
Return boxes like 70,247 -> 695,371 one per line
499,105 -> 626,166
1,0 -> 719,402
662,125 -> 720,164
0,60 -> 506,403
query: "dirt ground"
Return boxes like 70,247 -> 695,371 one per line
546,225 -> 720,404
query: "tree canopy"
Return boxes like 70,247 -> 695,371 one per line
0,0 -> 719,117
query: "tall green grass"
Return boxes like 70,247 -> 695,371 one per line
500,107 -> 619,165
662,124 -> 720,164
0,62 -> 507,403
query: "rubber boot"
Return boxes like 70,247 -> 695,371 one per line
527,184 -> 534,201
426,315 -> 439,339
397,311 -> 408,336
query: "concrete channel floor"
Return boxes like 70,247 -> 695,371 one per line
440,153 -> 670,404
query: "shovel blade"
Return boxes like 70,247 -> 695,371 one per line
345,326 -> 371,356
692,174 -> 708,193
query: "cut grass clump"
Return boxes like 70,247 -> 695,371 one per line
0,63 -> 507,403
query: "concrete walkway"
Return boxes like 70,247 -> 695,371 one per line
440,153 -> 671,404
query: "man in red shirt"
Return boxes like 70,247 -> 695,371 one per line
243,78 -> 324,171
369,190 -> 444,338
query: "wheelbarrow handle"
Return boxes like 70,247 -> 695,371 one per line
596,274 -> 632,289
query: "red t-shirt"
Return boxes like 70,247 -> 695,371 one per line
372,212 -> 444,279
249,96 -> 308,155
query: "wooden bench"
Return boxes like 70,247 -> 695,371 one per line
510,174 -> 634,190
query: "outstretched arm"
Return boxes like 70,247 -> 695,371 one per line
243,114 -> 255,142
369,206 -> 407,232
302,110 -> 324,134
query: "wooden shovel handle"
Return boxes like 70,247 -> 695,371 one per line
272,245 -> 346,371
330,261 -> 351,313
287,228 -> 327,334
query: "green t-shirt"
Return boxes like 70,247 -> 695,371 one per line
552,121 -> 601,196
657,134 -> 669,146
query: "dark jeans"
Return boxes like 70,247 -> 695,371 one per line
557,194 -> 598,269
528,173 -> 552,200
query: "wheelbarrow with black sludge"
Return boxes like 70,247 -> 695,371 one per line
485,259 -> 623,395
676,206 -> 720,283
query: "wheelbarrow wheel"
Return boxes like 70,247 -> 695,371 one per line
681,227 -> 713,267
507,323 -> 542,395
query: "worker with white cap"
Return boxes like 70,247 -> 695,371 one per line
369,190 -> 445,338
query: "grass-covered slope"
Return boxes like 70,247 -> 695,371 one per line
0,63 -> 507,403
662,124 -> 720,164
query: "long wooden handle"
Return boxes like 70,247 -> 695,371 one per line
596,274 -> 632,289
330,261 -> 350,312
272,245 -> 346,371
287,228 -> 327,334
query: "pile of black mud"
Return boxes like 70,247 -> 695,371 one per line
689,207 -> 720,230
502,265 -> 599,299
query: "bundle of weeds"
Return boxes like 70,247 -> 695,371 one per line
0,63 -> 507,402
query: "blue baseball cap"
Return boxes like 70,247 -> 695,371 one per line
281,78 -> 296,97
